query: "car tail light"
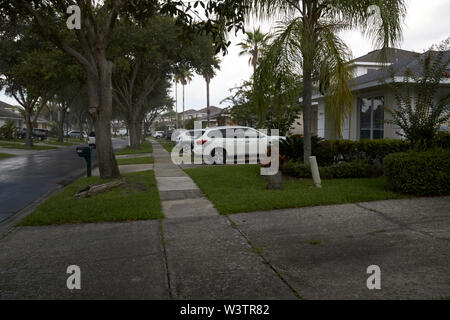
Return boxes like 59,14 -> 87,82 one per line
196,139 -> 207,145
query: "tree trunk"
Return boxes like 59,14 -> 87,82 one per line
175,81 -> 179,129
58,108 -> 66,142
182,84 -> 185,129
138,114 -> 146,144
24,110 -> 33,147
206,77 -> 210,127
302,64 -> 313,164
128,119 -> 140,149
87,57 -> 120,179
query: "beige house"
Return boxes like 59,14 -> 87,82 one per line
0,100 -> 23,128
293,48 -> 450,139
0,100 -> 50,130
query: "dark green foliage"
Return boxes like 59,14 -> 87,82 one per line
435,132 -> 450,149
332,139 -> 411,165
280,136 -> 411,167
383,149 -> 450,195
0,120 -> 17,140
319,162 -> 383,179
281,160 -> 382,179
281,160 -> 312,178
280,135 -> 334,165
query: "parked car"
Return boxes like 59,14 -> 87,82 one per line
88,132 -> 96,149
153,131 -> 164,138
163,130 -> 173,140
18,128 -> 49,141
68,130 -> 87,138
192,126 -> 285,164
176,129 -> 205,150
171,129 -> 190,143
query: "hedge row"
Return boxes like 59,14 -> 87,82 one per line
281,160 -> 383,180
280,136 -> 411,166
383,149 -> 450,196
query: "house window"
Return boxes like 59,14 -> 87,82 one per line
359,96 -> 384,140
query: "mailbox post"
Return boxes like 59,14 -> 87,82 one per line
76,146 -> 92,177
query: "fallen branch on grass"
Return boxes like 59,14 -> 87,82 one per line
75,180 -> 125,199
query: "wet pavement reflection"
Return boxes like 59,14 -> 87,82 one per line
0,139 -> 128,222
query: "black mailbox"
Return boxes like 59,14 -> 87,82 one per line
76,146 -> 92,177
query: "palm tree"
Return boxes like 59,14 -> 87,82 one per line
177,65 -> 194,129
247,0 -> 406,164
201,56 -> 221,127
173,73 -> 181,129
237,27 -> 272,77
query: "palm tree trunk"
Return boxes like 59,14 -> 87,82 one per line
206,77 -> 210,127
175,80 -> 179,129
302,64 -> 313,164
182,84 -> 185,129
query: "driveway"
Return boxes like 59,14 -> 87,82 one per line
0,197 -> 448,299
0,139 -> 128,223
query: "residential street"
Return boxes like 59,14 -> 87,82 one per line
0,139 -> 128,223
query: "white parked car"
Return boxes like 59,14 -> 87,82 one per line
68,130 -> 87,138
171,129 -> 187,143
192,126 -> 285,164
153,131 -> 164,138
176,129 -> 205,149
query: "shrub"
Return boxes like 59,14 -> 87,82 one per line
281,160 -> 382,179
319,162 -> 382,179
436,132 -> 450,149
383,149 -> 450,195
280,135 -> 335,166
281,160 -> 311,178
281,136 -> 410,167
0,120 -> 17,140
356,139 -> 410,166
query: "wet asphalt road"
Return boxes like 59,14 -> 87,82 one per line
0,139 -> 128,223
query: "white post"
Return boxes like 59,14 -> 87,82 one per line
309,156 -> 322,188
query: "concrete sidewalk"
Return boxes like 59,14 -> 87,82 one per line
151,141 -> 218,218
1,197 -> 449,299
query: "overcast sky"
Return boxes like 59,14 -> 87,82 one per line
1,0 -> 449,111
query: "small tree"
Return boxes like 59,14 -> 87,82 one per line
0,120 -> 17,140
387,50 -> 450,150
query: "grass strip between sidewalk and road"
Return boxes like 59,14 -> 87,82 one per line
0,152 -> 14,159
0,142 -> 58,150
159,140 -> 174,153
115,140 -> 153,155
19,170 -> 163,226
185,164 -> 406,214
116,156 -> 155,165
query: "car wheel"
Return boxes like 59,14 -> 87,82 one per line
211,148 -> 227,165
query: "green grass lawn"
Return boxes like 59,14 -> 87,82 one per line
0,152 -> 14,159
159,140 -> 174,153
0,142 -> 58,150
115,140 -> 153,155
0,138 -> 25,143
185,165 -> 406,214
116,156 -> 154,165
20,170 -> 163,226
